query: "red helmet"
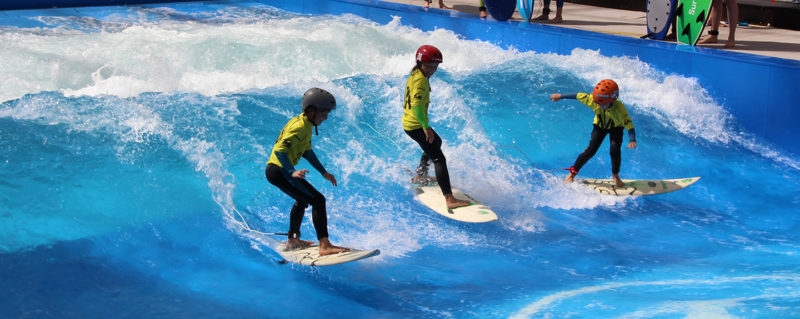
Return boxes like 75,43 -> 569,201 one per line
592,79 -> 619,105
416,45 -> 443,64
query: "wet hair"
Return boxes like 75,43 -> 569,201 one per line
410,61 -> 422,74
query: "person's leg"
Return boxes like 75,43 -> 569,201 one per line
479,0 -> 487,18
608,127 -> 625,187
533,0 -> 551,20
550,0 -> 564,23
266,164 -> 315,247
413,153 -> 433,184
406,129 -> 451,193
405,129 -> 470,209
724,0 -> 738,48
699,0 -> 722,44
566,125 -> 607,183
295,178 -> 349,256
438,0 -> 449,9
267,164 -> 347,255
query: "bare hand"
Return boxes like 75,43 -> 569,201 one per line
628,141 -> 637,149
292,169 -> 309,179
550,93 -> 561,102
323,172 -> 337,186
424,127 -> 435,144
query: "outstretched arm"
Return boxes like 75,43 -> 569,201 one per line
550,93 -> 578,101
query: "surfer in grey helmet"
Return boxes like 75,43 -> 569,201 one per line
265,87 -> 349,256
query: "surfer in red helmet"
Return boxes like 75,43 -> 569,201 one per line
403,45 -> 470,209
549,79 -> 637,188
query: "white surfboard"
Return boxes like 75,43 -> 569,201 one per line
578,176 -> 700,196
414,184 -> 499,223
274,243 -> 380,266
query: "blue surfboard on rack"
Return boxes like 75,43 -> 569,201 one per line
517,0 -> 533,22
645,0 -> 677,39
485,0 -> 516,21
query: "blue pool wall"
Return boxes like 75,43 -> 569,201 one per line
2,0 -> 799,156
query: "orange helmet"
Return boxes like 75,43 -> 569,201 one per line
592,79 -> 619,105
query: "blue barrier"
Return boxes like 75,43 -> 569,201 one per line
1,0 -> 799,156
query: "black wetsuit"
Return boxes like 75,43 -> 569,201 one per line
562,92 -> 635,175
405,128 -> 453,195
573,125 -> 624,174
265,163 -> 328,240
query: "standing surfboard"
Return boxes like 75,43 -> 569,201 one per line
273,243 -> 380,266
646,0 -> 677,40
675,0 -> 713,45
517,0 -> 534,22
579,176 -> 701,196
414,182 -> 499,223
485,0 -> 516,21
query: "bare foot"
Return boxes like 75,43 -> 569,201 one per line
318,237 -> 350,256
423,0 -> 430,8
698,36 -> 718,44
723,39 -> 735,48
445,194 -> 471,209
285,238 -> 314,250
612,174 -> 625,188
532,13 -> 549,21
549,17 -> 563,23
479,9 -> 487,18
564,172 -> 576,183
438,1 -> 449,9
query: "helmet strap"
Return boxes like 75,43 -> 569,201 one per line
311,110 -> 319,136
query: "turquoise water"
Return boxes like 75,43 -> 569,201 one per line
1,3 -> 799,318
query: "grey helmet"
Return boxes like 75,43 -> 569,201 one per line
301,88 -> 336,113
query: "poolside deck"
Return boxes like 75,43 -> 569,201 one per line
383,0 -> 800,61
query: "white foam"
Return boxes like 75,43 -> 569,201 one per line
539,48 -> 800,170
510,274 -> 800,319
2,5 -> 796,254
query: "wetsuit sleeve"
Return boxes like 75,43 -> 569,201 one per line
619,104 -> 635,131
412,105 -> 430,129
616,102 -> 635,141
275,151 -> 296,175
302,149 -> 328,175
560,93 -> 578,99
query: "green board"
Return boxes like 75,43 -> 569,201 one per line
675,0 -> 713,45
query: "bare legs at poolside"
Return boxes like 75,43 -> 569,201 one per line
698,0 -> 738,48
533,2 -> 563,23
423,0 -> 449,9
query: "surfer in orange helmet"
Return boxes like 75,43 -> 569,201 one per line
549,79 -> 637,188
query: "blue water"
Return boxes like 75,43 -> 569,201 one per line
2,2 -> 800,318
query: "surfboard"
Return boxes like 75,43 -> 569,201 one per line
274,243 -> 380,266
578,176 -> 701,196
675,0 -> 713,45
414,182 -> 499,223
484,0 -> 516,22
646,0 -> 676,40
517,0 -> 534,22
